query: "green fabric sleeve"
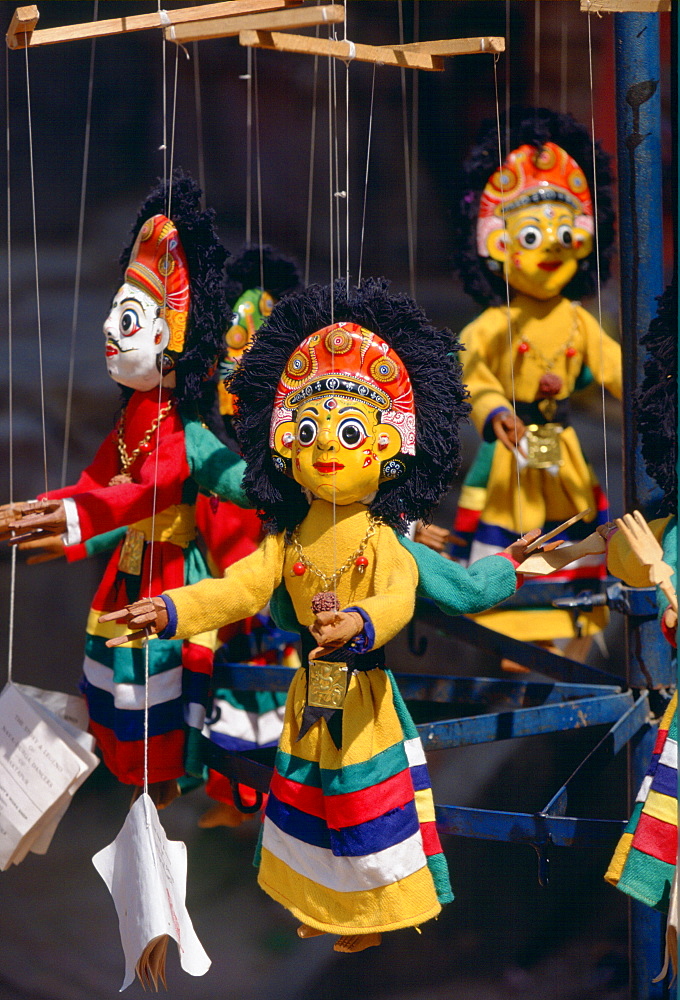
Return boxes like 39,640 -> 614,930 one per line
182,417 -> 250,508
84,527 -> 127,557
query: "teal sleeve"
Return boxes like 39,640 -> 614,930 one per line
84,526 -> 127,557
399,536 -> 518,615
269,583 -> 300,634
182,418 -> 251,508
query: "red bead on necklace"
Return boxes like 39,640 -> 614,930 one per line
292,562 -> 306,577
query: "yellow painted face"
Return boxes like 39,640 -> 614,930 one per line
486,201 -> 593,300
273,394 -> 402,505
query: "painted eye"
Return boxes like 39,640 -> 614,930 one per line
260,292 -> 275,317
120,308 -> 141,337
338,418 -> 367,449
297,418 -> 318,447
557,225 -> 573,248
517,225 -> 542,250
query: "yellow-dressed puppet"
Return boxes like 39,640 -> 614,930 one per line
450,109 -> 622,652
102,278 -> 536,954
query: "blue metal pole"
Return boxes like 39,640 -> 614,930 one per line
614,12 -> 669,999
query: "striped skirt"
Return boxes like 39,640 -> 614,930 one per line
256,666 -> 452,935
605,692 -> 677,911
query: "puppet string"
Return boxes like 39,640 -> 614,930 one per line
305,44 -> 320,287
587,8 -> 611,517
493,54 -> 524,535
505,0 -> 510,157
192,42 -> 207,213
331,38 -> 342,284
357,63 -> 376,287
533,0 -> 541,110
6,50 -> 16,685
62,2 -> 98,489
245,46 -> 253,245
23,44 -> 49,496
398,0 -> 416,300
254,49 -> 265,287
411,0 -> 420,276
327,40 -> 335,320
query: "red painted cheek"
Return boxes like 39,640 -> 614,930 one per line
362,449 -> 373,469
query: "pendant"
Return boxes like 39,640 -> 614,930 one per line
524,423 -> 564,470
109,473 -> 133,486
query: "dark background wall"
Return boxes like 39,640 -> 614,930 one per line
0,3 -> 673,999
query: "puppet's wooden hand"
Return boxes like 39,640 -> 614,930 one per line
309,610 -> 364,653
597,521 -> 618,542
413,521 -> 453,558
492,411 -> 527,454
100,597 -> 169,647
0,499 -> 67,542
503,528 -> 542,564
17,534 -> 66,564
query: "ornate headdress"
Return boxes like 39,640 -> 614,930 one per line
119,170 -> 228,409
476,142 -> 594,258
270,322 -> 416,455
125,214 -> 190,370
228,277 -> 470,534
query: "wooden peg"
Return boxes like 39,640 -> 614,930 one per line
6,0 -> 302,50
168,4 -> 344,44
239,30 -> 446,71
6,5 -> 39,50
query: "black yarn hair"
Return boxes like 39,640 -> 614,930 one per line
228,277 -> 470,534
454,107 -> 615,308
223,244 -> 301,306
117,169 -> 228,414
636,280 -> 677,515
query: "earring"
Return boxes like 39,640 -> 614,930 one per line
381,458 -> 406,480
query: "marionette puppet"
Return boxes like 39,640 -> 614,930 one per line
196,244 -> 302,828
600,282 -> 678,975
102,277 -> 544,954
449,107 -> 622,658
0,172 -> 250,808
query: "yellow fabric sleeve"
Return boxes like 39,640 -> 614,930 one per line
349,525 -> 418,648
606,516 -> 672,588
460,308 -> 512,435
164,531 -> 285,639
577,306 -> 622,400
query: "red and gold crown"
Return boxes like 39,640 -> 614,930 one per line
125,214 -> 190,354
269,322 -> 416,455
477,142 -> 593,257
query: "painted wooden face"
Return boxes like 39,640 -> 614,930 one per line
104,283 -> 170,392
485,201 -> 593,301
274,393 -> 402,505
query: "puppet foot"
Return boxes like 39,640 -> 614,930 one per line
130,780 -> 181,811
198,802 -> 253,828
297,923 -> 326,939
333,933 -> 382,953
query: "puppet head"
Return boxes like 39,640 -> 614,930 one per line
229,277 -> 469,533
455,108 -> 614,307
636,280 -> 677,515
109,170 -> 228,410
220,245 -> 301,416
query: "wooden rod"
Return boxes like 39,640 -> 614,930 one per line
7,0 -> 302,50
239,30 -> 446,71
579,0 -> 670,10
388,36 -> 505,56
168,4 -> 344,44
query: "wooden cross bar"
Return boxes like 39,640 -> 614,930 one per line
6,0 -> 303,50
238,31 -> 504,69
579,0 -> 670,9
166,3 -> 344,43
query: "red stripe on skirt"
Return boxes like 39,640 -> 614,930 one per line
90,720 -> 185,785
632,811 -> 678,867
270,767 -> 416,829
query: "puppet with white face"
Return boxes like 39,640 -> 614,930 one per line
0,174 -> 248,807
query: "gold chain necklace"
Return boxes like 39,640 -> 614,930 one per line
287,513 -> 379,589
110,400 -> 174,485
513,301 -> 579,371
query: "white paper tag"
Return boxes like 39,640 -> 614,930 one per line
0,682 -> 98,869
92,793 -> 211,991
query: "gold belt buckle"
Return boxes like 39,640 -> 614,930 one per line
307,658 -> 349,710
525,423 -> 563,470
118,526 -> 145,575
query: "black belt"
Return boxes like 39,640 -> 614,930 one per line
514,398 -> 571,427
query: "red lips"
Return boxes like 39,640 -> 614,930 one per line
538,261 -> 561,272
313,462 -> 344,473
105,344 -> 118,357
